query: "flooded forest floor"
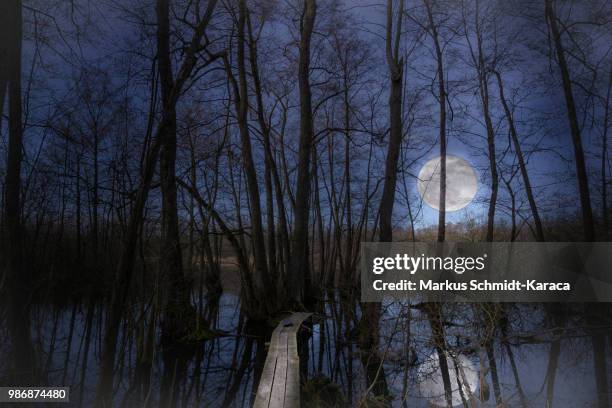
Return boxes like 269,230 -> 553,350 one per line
1,266 -> 610,408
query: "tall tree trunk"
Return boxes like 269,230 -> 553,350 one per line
495,71 -> 545,241
424,0 -> 446,243
94,2 -> 218,404
343,72 -> 354,287
462,8 -> 508,402
423,2 -> 454,406
156,0 -> 194,406
288,0 -> 317,305
483,88 -> 498,243
312,145 -> 326,287
486,340 -> 503,406
358,0 -> 405,403
228,0 -> 274,317
76,156 -> 82,261
545,0 -> 595,241
379,0 -> 404,244
92,127 -> 99,258
471,4 -> 498,242
2,0 -> 36,385
545,4 -> 607,408
591,330 -> 609,408
601,68 -> 611,237
246,13 -> 286,277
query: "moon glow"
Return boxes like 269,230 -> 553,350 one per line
418,352 -> 479,407
417,155 -> 477,212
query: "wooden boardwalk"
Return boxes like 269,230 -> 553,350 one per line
253,312 -> 312,408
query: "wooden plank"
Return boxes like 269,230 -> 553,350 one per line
269,331 -> 289,407
253,329 -> 280,408
284,333 -> 300,408
253,313 -> 311,408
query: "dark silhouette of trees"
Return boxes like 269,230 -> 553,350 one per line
1,0 -> 36,385
378,0 -> 405,245
495,70 -> 546,242
0,0 -> 609,406
288,0 -> 317,306
545,0 -> 595,242
224,0 -> 275,318
94,1 -> 219,405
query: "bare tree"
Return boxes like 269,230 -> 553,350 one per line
358,0 -> 406,402
379,0 -> 405,244
545,2 -> 608,407
246,9 -> 287,279
1,0 -> 36,384
156,0 -> 199,405
544,0 -> 595,242
94,1 -> 218,404
462,0 -> 498,243
288,0 -> 317,306
601,68 -> 611,236
494,70 -> 545,241
420,1 -> 456,405
423,0 -> 448,243
223,0 -> 276,317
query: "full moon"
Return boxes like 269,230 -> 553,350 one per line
417,155 -> 477,212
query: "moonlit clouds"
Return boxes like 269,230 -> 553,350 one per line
417,155 -> 478,212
